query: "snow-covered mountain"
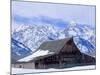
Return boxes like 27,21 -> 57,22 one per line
12,24 -> 65,52
65,21 -> 96,57
11,38 -> 32,61
12,21 -> 96,60
64,21 -> 95,43
74,37 -> 95,57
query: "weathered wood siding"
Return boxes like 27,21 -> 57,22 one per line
12,62 -> 35,69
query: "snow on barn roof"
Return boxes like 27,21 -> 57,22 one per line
18,37 -> 72,62
18,49 -> 54,62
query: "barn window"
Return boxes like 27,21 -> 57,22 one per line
19,64 -> 23,68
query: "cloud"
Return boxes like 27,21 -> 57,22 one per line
12,1 -> 96,26
12,15 -> 68,28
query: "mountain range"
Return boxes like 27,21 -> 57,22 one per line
11,21 -> 96,61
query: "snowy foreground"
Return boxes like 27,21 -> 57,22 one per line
12,65 -> 95,75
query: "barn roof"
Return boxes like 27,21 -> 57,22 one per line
18,37 -> 73,62
36,37 -> 72,54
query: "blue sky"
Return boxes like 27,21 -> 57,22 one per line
12,1 -> 95,28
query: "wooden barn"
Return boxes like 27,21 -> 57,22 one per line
12,37 -> 95,69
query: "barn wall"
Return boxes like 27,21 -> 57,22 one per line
34,49 -> 95,69
82,54 -> 95,64
12,64 -> 24,68
12,62 -> 35,69
23,62 -> 35,69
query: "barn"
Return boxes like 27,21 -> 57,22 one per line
12,37 -> 95,69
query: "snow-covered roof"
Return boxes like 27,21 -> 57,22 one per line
18,49 -> 55,62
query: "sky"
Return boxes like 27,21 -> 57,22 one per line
12,1 -> 96,28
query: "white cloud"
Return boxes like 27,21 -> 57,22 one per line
12,1 -> 95,26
